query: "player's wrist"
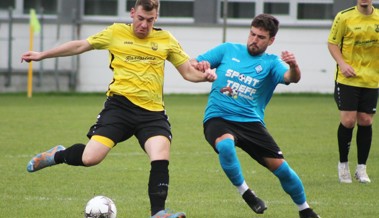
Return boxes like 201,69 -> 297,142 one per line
289,63 -> 298,68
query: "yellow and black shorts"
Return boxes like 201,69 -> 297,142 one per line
87,95 -> 172,150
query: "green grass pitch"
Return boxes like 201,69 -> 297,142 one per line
0,93 -> 378,217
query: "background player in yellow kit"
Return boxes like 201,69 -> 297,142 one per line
327,0 -> 379,184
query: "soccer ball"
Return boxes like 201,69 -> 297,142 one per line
84,195 -> 117,218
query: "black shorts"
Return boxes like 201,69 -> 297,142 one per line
87,95 -> 172,149
203,117 -> 284,167
334,82 -> 378,114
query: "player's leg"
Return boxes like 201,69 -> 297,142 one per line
144,135 -> 171,216
338,113 -> 357,164
355,122 -> 372,183
26,95 -> 122,173
145,136 -> 185,218
338,110 -> 357,161
57,137 -> 112,166
337,111 -> 356,183
334,82 -> 359,183
216,136 -> 267,214
356,113 -> 373,166
145,135 -> 170,161
205,120 -> 246,189
354,87 -> 378,183
215,135 -> 243,188
204,118 -> 266,214
137,112 -> 185,218
355,113 -> 373,183
241,122 -> 319,217
267,159 -> 320,218
269,159 -> 306,206
26,138 -> 112,172
81,137 -> 113,166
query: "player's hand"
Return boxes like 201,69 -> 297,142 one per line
204,68 -> 217,82
281,51 -> 298,68
339,62 -> 356,78
194,60 -> 210,72
21,51 -> 43,63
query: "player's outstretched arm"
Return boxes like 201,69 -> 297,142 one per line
21,40 -> 93,63
177,60 -> 217,82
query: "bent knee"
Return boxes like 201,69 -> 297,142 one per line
82,155 -> 103,166
216,138 -> 235,154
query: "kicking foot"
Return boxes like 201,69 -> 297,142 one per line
27,145 -> 65,172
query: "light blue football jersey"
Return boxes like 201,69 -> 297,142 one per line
196,42 -> 289,125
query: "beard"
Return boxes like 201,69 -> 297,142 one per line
247,44 -> 264,56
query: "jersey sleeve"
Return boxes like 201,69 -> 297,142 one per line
196,43 -> 228,68
328,12 -> 345,45
86,24 -> 115,50
271,55 -> 289,85
166,33 -> 190,67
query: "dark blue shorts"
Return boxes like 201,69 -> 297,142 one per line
203,117 -> 284,167
87,95 -> 172,149
334,82 -> 378,114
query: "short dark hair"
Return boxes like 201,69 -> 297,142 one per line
251,14 -> 279,38
135,0 -> 160,12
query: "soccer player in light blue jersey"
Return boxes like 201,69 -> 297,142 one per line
192,14 -> 320,218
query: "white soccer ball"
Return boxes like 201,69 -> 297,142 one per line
84,195 -> 117,218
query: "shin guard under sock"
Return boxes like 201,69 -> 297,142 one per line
357,125 -> 372,165
54,143 -> 85,166
273,161 -> 306,205
338,123 -> 353,162
149,160 -> 169,215
216,138 -> 244,186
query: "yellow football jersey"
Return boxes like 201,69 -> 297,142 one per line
87,23 -> 190,111
328,6 -> 379,88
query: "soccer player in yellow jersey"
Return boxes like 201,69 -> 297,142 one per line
21,0 -> 216,217
328,0 -> 379,184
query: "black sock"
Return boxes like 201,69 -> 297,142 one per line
338,123 -> 353,162
357,125 -> 372,165
148,160 -> 169,216
54,143 -> 85,166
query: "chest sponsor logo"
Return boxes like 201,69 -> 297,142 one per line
221,69 -> 260,99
